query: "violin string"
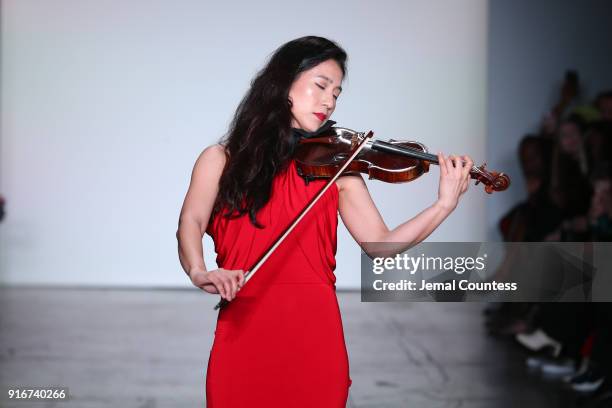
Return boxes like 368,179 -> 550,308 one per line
370,139 -> 487,177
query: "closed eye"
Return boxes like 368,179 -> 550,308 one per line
316,82 -> 339,100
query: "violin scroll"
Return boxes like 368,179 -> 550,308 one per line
472,163 -> 510,194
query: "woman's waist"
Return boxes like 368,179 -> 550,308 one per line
219,262 -> 336,283
225,279 -> 338,305
243,278 -> 337,290
266,280 -> 336,287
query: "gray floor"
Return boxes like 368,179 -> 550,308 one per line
0,288 -> 586,407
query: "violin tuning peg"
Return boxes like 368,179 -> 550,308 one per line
475,180 -> 480,185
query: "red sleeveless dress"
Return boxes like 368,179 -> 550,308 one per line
205,160 -> 351,407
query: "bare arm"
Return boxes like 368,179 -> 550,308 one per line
176,144 -> 244,300
337,153 -> 473,257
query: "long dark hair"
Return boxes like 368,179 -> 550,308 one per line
214,36 -> 347,227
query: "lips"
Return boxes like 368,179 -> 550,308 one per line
314,113 -> 327,121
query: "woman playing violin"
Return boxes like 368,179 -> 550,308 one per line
176,36 -> 473,407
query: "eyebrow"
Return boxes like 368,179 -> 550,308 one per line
316,75 -> 343,93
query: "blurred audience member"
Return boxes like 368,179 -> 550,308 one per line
596,90 -> 612,122
489,73 -> 612,401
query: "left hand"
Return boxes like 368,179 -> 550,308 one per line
436,152 -> 473,211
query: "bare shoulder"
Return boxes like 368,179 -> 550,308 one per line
197,144 -> 226,167
193,144 -> 227,178
180,144 -> 227,225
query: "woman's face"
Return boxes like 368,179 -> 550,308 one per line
288,59 -> 343,132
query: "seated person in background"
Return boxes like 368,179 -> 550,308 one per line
584,120 -> 612,178
588,165 -> 612,241
595,90 -> 612,123
500,135 -> 560,242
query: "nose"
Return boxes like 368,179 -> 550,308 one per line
322,92 -> 335,111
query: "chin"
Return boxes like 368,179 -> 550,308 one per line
302,124 -> 319,133
293,116 -> 323,132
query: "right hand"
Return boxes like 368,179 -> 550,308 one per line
190,268 -> 245,301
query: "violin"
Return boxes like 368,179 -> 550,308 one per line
214,125 -> 509,310
294,126 -> 510,194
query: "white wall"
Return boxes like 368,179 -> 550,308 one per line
0,0 -> 488,288
487,0 -> 612,241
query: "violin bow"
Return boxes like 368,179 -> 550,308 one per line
214,130 -> 374,310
